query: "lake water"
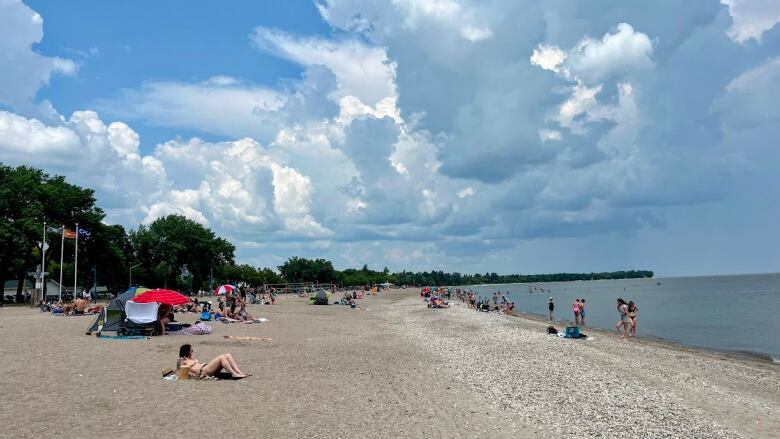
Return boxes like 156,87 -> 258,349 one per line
464,273 -> 780,362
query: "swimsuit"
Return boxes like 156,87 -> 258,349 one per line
619,305 -> 630,322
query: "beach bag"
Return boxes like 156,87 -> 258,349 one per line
200,310 -> 211,321
547,326 -> 558,335
565,326 -> 580,338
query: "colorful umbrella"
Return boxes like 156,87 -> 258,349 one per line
133,288 -> 189,305
214,284 -> 236,295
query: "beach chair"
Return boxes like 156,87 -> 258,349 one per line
118,300 -> 159,336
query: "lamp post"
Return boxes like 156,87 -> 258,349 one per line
129,263 -> 142,286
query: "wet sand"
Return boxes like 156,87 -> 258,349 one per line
0,289 -> 777,438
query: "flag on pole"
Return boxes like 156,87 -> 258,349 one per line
78,228 -> 91,238
46,225 -> 62,234
63,228 -> 77,239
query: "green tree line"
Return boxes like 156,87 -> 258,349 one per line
0,164 -> 652,303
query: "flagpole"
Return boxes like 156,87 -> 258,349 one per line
41,221 -> 46,305
74,223 -> 79,298
59,226 -> 64,301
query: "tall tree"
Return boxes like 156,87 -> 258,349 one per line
0,165 -> 109,303
130,215 -> 235,291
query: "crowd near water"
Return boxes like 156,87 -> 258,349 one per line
463,274 -> 780,362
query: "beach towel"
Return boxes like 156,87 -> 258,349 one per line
223,336 -> 272,341
98,335 -> 150,340
169,322 -> 213,335
162,371 -> 237,381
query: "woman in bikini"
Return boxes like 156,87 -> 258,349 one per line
571,299 -> 581,325
615,298 -> 630,338
627,301 -> 639,337
177,344 -> 248,379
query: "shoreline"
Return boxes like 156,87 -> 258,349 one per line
502,307 -> 780,365
391,290 -> 780,438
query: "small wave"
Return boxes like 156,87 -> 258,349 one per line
773,355 -> 780,365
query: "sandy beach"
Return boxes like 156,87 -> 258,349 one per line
1,289 -> 778,438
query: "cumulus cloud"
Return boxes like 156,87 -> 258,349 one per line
722,0 -> 780,43
2,0 -> 779,274
531,23 -> 654,84
252,27 -> 396,106
0,0 -> 77,120
392,0 -> 494,41
0,110 -> 167,224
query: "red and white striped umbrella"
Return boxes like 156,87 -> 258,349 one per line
214,284 -> 236,295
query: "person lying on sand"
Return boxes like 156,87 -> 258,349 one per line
429,296 -> 449,308
177,344 -> 248,379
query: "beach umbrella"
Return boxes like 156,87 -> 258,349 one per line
133,288 -> 189,305
214,284 -> 236,295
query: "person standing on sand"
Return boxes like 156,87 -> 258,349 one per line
627,301 -> 639,337
572,299 -> 581,325
615,298 -> 630,338
579,299 -> 586,326
548,297 -> 554,321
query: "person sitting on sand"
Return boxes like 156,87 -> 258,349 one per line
227,301 -> 240,320
157,303 -> 174,335
238,299 -> 257,322
73,297 -> 87,315
51,299 -> 64,314
177,344 -> 247,379
186,297 -> 201,313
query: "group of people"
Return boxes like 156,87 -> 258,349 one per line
40,297 -> 102,316
615,298 -> 639,338
339,290 -> 365,308
421,287 -> 451,308
454,289 -> 516,314
450,288 -> 643,341
213,296 -> 262,323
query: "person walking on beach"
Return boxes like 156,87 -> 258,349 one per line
615,298 -> 630,339
627,301 -> 639,337
548,297 -> 555,321
579,299 -> 586,326
572,299 -> 581,325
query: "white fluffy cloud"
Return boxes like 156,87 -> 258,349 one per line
531,23 -> 654,84
722,0 -> 780,43
0,0 -> 77,120
252,27 -> 396,106
392,0 -> 493,41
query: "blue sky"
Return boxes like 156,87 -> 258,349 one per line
1,0 -> 779,276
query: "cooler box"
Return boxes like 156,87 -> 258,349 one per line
565,326 -> 580,338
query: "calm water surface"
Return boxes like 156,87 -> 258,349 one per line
465,273 -> 780,362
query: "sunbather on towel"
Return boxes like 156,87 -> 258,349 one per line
238,300 -> 257,322
177,344 -> 247,379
